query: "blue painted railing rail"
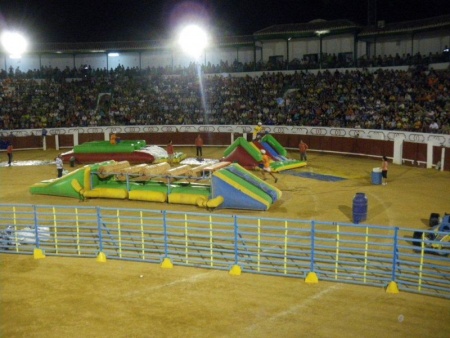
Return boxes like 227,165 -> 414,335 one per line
0,204 -> 448,299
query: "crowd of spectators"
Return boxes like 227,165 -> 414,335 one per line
0,58 -> 449,134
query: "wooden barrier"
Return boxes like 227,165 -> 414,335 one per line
166,165 -> 192,177
186,163 -> 212,177
203,161 -> 231,173
115,164 -> 148,181
97,161 -> 130,178
133,162 -> 171,181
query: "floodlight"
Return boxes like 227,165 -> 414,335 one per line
1,31 -> 28,56
178,25 -> 208,58
315,30 -> 330,36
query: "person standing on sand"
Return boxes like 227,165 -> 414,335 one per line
382,156 -> 389,185
56,154 -> 64,178
195,134 -> 203,158
299,140 -> 308,161
110,133 -> 117,145
167,140 -> 174,164
7,142 -> 13,166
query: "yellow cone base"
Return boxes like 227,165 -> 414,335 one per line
386,281 -> 399,294
161,257 -> 173,269
305,272 -> 319,284
229,265 -> 242,276
96,252 -> 107,263
33,248 -> 45,259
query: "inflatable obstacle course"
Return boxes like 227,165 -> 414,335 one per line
212,163 -> 281,210
61,140 -> 186,165
222,135 -> 306,172
29,161 -> 281,211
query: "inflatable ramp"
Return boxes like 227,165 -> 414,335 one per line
223,135 -> 306,172
212,163 -> 282,210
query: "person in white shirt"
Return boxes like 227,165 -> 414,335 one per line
56,154 -> 64,178
429,120 -> 439,133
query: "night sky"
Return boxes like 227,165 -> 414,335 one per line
0,0 -> 449,43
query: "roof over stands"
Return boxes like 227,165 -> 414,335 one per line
359,14 -> 450,38
253,19 -> 361,40
31,35 -> 256,54
20,15 -> 450,54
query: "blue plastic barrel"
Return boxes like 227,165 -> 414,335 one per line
371,167 -> 382,185
353,192 -> 368,224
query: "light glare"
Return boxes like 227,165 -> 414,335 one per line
178,25 -> 208,58
1,32 -> 28,56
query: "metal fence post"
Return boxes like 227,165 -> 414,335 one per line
386,227 -> 400,294
230,215 -> 242,275
161,210 -> 173,268
306,220 -> 318,283
96,207 -> 106,262
32,205 -> 45,259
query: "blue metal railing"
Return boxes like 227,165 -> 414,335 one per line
0,203 -> 449,299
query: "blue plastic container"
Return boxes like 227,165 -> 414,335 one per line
353,192 -> 368,224
371,167 -> 382,185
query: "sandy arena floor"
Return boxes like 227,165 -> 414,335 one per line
1,147 -> 449,338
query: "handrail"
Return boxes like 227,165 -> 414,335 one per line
0,203 -> 448,299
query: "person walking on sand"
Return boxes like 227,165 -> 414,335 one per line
56,154 -> 64,178
7,142 -> 13,166
167,140 -> 174,164
382,156 -> 389,185
260,149 -> 278,183
195,134 -> 203,158
299,140 -> 308,161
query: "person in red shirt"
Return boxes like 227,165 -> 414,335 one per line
260,149 -> 278,183
195,134 -> 204,158
299,140 -> 308,161
7,143 -> 13,166
167,140 -> 174,164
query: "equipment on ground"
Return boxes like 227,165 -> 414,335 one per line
412,213 -> 450,255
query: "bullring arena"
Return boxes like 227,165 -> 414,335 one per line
1,132 -> 449,337
1,4 -> 450,336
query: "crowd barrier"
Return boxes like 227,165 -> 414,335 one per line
2,125 -> 449,170
0,203 -> 449,299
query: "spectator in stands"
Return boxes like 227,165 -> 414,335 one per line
429,120 -> 439,133
0,63 -> 448,135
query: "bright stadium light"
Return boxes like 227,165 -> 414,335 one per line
178,24 -> 208,59
315,30 -> 330,70
1,31 -> 28,57
315,30 -> 330,36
